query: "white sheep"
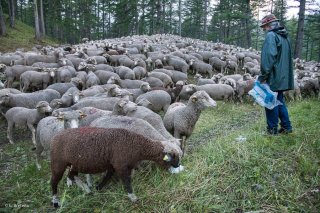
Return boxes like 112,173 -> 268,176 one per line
5,101 -> 52,145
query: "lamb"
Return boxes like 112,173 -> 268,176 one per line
284,79 -> 302,102
196,84 -> 234,102
20,68 -> 57,92
225,60 -> 239,74
2,64 -> 41,88
189,59 -> 213,78
78,85 -> 106,98
235,79 -> 255,103
50,127 -> 182,206
209,56 -> 227,73
163,55 -> 189,73
114,66 -> 135,80
46,79 -> 81,96
135,90 -> 171,113
177,84 -> 197,101
118,55 -> 135,68
85,71 -> 100,89
55,66 -> 77,83
0,89 -> 61,109
133,58 -> 147,68
50,87 -> 80,109
125,82 -> 151,101
93,70 -> 120,84
107,76 -> 145,89
132,66 -> 147,80
147,71 -> 173,88
219,77 -> 237,90
141,76 -> 164,88
153,69 -> 188,84
5,101 -> 52,145
194,73 -> 216,86
163,90 -> 216,154
35,110 -> 86,169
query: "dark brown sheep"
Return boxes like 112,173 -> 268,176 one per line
50,127 -> 182,207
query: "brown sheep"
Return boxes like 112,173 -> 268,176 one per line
50,127 -> 182,207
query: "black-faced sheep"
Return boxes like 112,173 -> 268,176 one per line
50,127 -> 182,206
163,91 -> 217,154
5,101 -> 52,145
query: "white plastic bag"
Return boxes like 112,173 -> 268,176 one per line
248,81 -> 282,110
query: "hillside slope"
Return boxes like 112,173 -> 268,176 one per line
0,17 -> 57,53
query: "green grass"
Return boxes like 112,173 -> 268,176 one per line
0,16 -> 57,53
0,99 -> 319,212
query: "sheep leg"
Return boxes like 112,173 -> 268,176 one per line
117,167 -> 137,202
181,135 -> 187,156
27,123 -> 36,146
74,176 -> 91,193
7,121 -> 14,144
51,170 -> 65,208
66,168 -> 78,187
86,174 -> 93,188
96,170 -> 114,190
35,144 -> 44,170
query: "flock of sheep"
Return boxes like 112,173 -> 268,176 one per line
0,34 -> 319,207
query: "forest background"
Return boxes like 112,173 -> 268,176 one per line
0,0 -> 319,61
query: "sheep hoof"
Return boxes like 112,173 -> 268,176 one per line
52,196 -> 60,208
128,193 -> 138,202
52,202 -> 60,208
66,178 -> 73,187
36,163 -> 42,170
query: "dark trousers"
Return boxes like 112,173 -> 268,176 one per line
265,91 -> 292,134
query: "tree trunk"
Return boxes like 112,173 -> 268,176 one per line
294,0 -> 306,59
245,0 -> 252,48
34,0 -> 41,40
178,0 -> 181,36
39,0 -> 45,36
0,1 -> 7,36
203,0 -> 208,38
8,0 -> 15,27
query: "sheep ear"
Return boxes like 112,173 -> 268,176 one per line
77,110 -> 87,118
191,95 -> 198,103
119,100 -> 126,108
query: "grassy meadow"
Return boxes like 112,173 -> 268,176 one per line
0,98 -> 319,212
0,16 -> 57,53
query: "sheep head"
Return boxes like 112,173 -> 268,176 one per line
160,140 -> 183,164
0,63 -> 7,71
189,91 -> 217,109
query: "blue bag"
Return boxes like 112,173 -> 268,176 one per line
248,81 -> 282,109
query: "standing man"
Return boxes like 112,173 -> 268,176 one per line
258,14 -> 294,135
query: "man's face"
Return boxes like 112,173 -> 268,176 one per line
262,24 -> 271,32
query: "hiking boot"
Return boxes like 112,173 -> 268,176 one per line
278,128 -> 293,134
265,128 -> 278,135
